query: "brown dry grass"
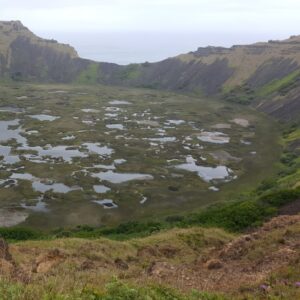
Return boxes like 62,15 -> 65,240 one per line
0,215 -> 299,297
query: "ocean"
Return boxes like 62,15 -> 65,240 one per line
36,31 -> 285,65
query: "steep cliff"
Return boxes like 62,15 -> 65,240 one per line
101,36 -> 300,121
0,21 -> 91,82
0,20 -> 299,121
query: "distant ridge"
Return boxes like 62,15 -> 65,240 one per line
0,20 -> 299,121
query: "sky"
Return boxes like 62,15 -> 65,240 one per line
1,0 -> 300,64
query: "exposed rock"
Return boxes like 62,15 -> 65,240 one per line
147,261 -> 175,278
137,245 -> 178,259
247,58 -> 298,89
219,236 -> 251,260
0,239 -> 16,275
279,199 -> 300,215
261,215 -> 300,231
194,46 -> 230,57
33,249 -> 65,273
79,259 -> 95,271
206,259 -> 223,270
137,246 -> 159,258
159,246 -> 179,258
0,239 -> 12,261
0,258 -> 15,274
0,21 -> 300,121
114,258 -> 129,270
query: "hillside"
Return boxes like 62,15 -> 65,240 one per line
102,36 -> 300,91
0,21 -> 90,82
0,215 -> 299,299
103,36 -> 300,121
0,21 -> 299,300
0,21 -> 300,121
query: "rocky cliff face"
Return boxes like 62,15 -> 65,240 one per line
98,37 -> 300,121
9,36 -> 91,82
107,58 -> 234,95
0,21 -> 90,82
111,36 -> 300,93
0,20 -> 299,122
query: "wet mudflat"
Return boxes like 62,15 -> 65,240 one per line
0,84 -> 281,228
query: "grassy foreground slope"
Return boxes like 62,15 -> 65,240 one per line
0,215 -> 300,299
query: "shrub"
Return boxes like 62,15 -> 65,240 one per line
0,227 -> 41,241
100,221 -> 163,237
184,200 -> 276,232
165,215 -> 185,223
259,188 -> 300,206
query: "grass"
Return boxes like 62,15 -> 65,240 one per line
1,183 -> 299,242
257,70 -> 300,97
116,64 -> 142,81
0,83 -> 297,299
75,63 -> 99,84
0,278 -> 229,300
1,210 -> 299,299
222,85 -> 255,105
0,120 -> 297,242
0,82 -> 282,231
0,226 -> 233,298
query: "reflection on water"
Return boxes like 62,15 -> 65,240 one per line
10,173 -> 81,194
0,145 -> 20,164
0,209 -> 28,227
175,155 -> 233,182
92,170 -> 153,184
0,106 -> 25,113
33,182 -> 80,193
62,135 -> 75,140
165,120 -> 185,125
197,131 -> 230,144
20,145 -> 87,163
147,137 -> 176,143
109,100 -> 131,105
83,143 -> 114,156
0,120 -> 27,144
106,124 -> 125,130
29,114 -> 60,121
21,197 -> 49,212
81,109 -> 100,113
93,185 -> 111,193
93,199 -> 118,209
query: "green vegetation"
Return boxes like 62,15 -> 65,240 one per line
0,227 -> 41,241
75,63 -> 99,84
2,184 -> 299,242
83,280 -> 226,300
0,278 -> 228,300
1,120 -> 297,242
222,85 -> 255,105
0,83 -> 281,230
117,64 -> 141,81
0,107 -> 297,299
257,70 -> 300,97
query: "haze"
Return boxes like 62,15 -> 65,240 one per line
1,0 -> 300,64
